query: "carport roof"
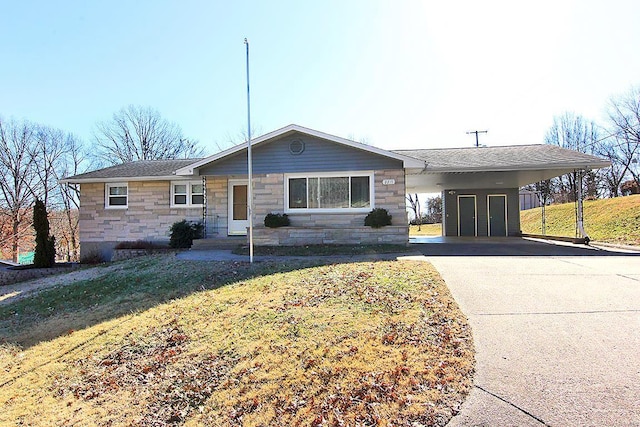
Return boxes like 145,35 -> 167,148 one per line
394,144 -> 609,172
397,144 -> 611,193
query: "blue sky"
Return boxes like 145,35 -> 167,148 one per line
1,0 -> 639,153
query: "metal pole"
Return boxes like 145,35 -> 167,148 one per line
244,38 -> 253,263
576,169 -> 590,243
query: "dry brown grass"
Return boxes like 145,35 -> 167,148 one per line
520,195 -> 640,245
410,223 -> 442,236
0,258 -> 473,426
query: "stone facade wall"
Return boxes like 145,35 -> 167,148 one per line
374,169 -> 408,226
110,249 -> 178,262
252,169 -> 407,229
79,181 -> 202,259
203,176 -> 229,237
250,169 -> 409,245
0,265 -> 78,287
253,173 -> 285,222
78,169 -> 409,257
252,226 -> 409,246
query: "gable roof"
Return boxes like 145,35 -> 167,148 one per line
395,144 -> 610,172
60,127 -> 610,187
174,124 -> 425,175
60,159 -> 202,183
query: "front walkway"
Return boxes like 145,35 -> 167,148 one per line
416,241 -> 640,426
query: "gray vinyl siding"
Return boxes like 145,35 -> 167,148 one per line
443,188 -> 521,237
198,135 -> 403,176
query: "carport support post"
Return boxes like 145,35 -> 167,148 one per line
576,169 -> 590,243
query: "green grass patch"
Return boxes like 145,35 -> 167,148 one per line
0,255 -> 473,426
0,255 -> 304,347
520,195 -> 640,245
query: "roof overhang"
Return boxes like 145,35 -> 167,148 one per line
175,124 -> 425,175
59,175 -> 196,184
406,162 -> 611,193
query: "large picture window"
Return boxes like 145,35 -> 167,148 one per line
286,173 -> 373,213
105,183 -> 128,209
171,181 -> 204,207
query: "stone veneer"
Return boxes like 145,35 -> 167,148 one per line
250,169 -> 409,245
79,169 -> 409,258
252,225 -> 409,246
251,169 -> 407,226
79,181 -> 202,260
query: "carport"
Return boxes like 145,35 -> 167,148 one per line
395,144 -> 610,239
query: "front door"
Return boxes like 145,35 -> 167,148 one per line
228,180 -> 248,235
488,195 -> 508,236
458,195 -> 477,236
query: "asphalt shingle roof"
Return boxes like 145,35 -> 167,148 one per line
63,159 -> 202,181
63,144 -> 610,183
393,144 -> 609,171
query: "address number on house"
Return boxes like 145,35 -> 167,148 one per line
382,179 -> 395,185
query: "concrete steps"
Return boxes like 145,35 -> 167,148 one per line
191,237 -> 246,250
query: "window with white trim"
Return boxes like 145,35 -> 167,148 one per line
171,181 -> 204,207
285,173 -> 373,213
105,183 -> 128,209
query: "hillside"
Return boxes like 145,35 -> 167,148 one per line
520,195 -> 640,245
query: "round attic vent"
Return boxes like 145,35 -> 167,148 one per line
289,139 -> 305,155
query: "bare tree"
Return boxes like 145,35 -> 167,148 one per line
27,125 -> 89,261
30,126 -> 70,206
55,134 -> 86,261
406,193 -> 421,230
94,105 -> 203,165
223,125 -> 264,149
544,113 -> 600,202
425,195 -> 443,224
595,134 -> 631,197
0,118 -> 39,262
523,179 -> 555,206
606,86 -> 640,189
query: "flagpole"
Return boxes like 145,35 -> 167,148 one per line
244,38 -> 254,263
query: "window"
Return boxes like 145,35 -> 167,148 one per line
285,173 -> 373,213
171,180 -> 205,207
105,183 -> 128,209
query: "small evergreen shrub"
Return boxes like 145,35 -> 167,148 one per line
169,220 -> 204,248
264,213 -> 290,228
33,199 -> 56,267
364,208 -> 392,228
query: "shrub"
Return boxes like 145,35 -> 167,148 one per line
364,208 -> 392,228
33,199 -> 56,267
80,250 -> 105,264
264,213 -> 290,228
169,220 -> 204,248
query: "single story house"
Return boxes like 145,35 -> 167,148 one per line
61,124 -> 610,259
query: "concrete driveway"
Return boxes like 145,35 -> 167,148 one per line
416,239 -> 640,426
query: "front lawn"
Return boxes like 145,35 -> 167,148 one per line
0,255 -> 474,426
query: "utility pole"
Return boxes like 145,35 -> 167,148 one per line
466,130 -> 488,147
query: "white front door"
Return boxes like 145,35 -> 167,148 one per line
228,180 -> 249,235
